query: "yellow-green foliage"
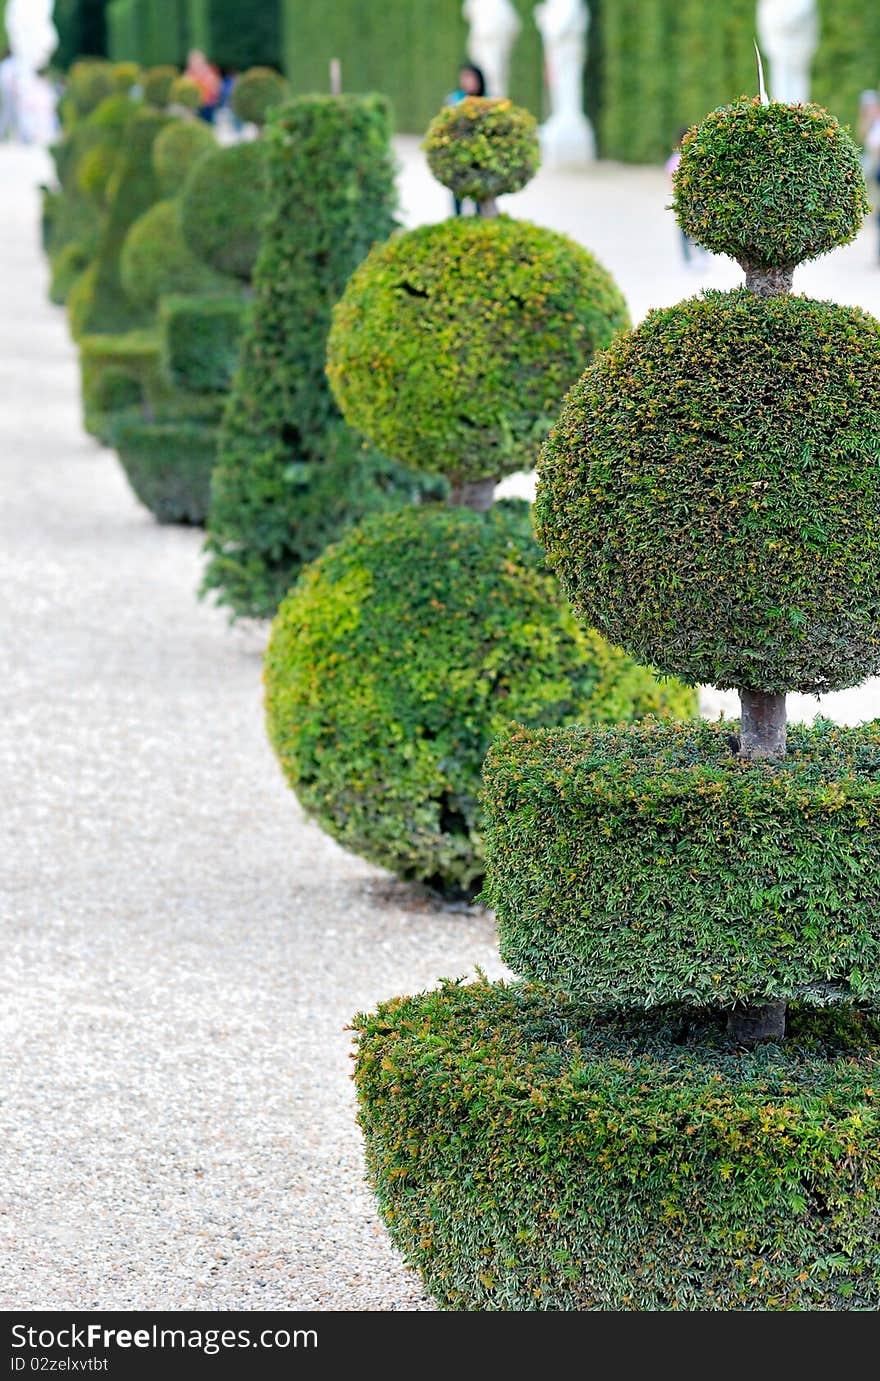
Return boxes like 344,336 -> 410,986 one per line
328,217 -> 629,487
120,199 -> 231,312
265,504 -> 696,897
152,119 -> 216,197
424,97 -> 540,203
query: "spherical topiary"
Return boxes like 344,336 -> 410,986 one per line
484,718 -> 880,1011
355,980 -> 880,1311
169,75 -> 202,111
142,66 -> 178,109
265,504 -> 696,897
328,217 -> 629,487
65,60 -> 113,119
111,62 -> 140,95
180,141 -> 267,280
535,287 -> 880,695
120,199 -> 232,311
672,99 -> 868,271
152,118 -> 215,198
77,143 -> 117,205
423,96 -> 540,204
231,67 -> 288,126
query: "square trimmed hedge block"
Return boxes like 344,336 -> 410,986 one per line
158,292 -> 247,394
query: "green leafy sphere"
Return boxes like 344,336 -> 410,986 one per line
423,96 -> 540,203
535,288 -> 880,694
152,119 -> 216,198
180,141 -> 266,281
672,99 -> 868,270
355,979 -> 880,1310
120,200 -> 232,311
111,62 -> 140,95
142,66 -> 178,109
265,504 -> 695,897
328,218 -> 629,486
231,67 -> 288,126
65,60 -> 114,120
169,75 -> 202,111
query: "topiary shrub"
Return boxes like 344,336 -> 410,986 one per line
64,60 -> 114,121
111,413 -> 219,525
76,143 -> 118,206
158,293 -> 247,394
68,108 -> 170,338
120,199 -> 232,312
111,62 -> 140,95
354,980 -> 880,1311
152,119 -> 216,198
203,93 -> 436,620
423,96 -> 540,209
231,66 -> 288,126
78,330 -> 162,440
484,717 -> 880,1008
50,240 -> 94,306
179,141 -> 267,282
266,505 -> 696,897
672,99 -> 868,282
142,66 -> 178,109
535,287 -> 880,696
328,218 -> 628,493
169,75 -> 202,111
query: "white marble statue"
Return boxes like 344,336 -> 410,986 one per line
756,0 -> 819,105
535,0 -> 594,167
4,1 -> 58,143
6,0 -> 58,74
463,0 -> 522,98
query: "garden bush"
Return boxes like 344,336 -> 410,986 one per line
231,67 -> 288,127
78,330 -> 161,439
354,979 -> 880,1311
120,199 -> 231,311
265,505 -> 695,897
50,240 -> 94,306
142,65 -> 178,108
64,59 -> 114,121
328,218 -> 628,489
111,61 -> 140,94
534,288 -> 880,695
112,412 -> 219,525
423,97 -> 540,206
152,119 -> 215,197
179,141 -> 267,282
68,107 -> 169,337
672,100 -> 867,271
484,718 -> 880,1008
169,75 -> 202,111
204,93 -> 433,620
158,293 -> 247,394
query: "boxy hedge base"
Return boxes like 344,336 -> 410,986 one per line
112,414 -> 218,525
354,980 -> 880,1312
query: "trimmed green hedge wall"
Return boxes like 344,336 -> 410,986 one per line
282,0 -> 543,135
187,0 -> 281,69
107,0 -> 187,66
55,1 -> 108,66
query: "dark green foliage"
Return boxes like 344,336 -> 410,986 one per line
180,142 -> 267,281
159,293 -> 246,394
535,288 -> 880,695
266,505 -> 696,896
142,65 -> 178,108
204,93 -> 418,620
283,0 -> 544,135
68,107 -> 170,338
423,97 -> 540,203
112,413 -> 219,525
673,100 -> 868,269
328,217 -> 629,487
152,119 -> 216,197
231,67 -> 288,127
354,979 -> 880,1311
120,199 -> 231,310
185,0 -> 282,69
50,240 -> 95,306
484,718 -> 880,1010
54,1 -> 109,68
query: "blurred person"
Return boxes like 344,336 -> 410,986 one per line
860,91 -> 880,261
186,48 -> 221,123
666,127 -> 707,268
444,62 -> 486,216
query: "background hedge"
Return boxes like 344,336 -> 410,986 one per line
355,980 -> 880,1311
55,1 -> 109,66
106,1 -> 280,68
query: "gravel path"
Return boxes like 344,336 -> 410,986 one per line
3,138 -> 880,1312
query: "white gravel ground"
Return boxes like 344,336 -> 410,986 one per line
3,138 -> 880,1313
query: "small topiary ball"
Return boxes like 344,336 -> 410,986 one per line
142,66 -> 178,109
66,60 -> 114,118
672,98 -> 868,270
152,118 -> 215,197
169,75 -> 202,111
120,199 -> 232,311
328,217 -> 629,486
265,503 -> 695,897
111,62 -> 140,95
231,67 -> 288,126
423,96 -> 540,204
180,141 -> 267,280
535,287 -> 880,695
